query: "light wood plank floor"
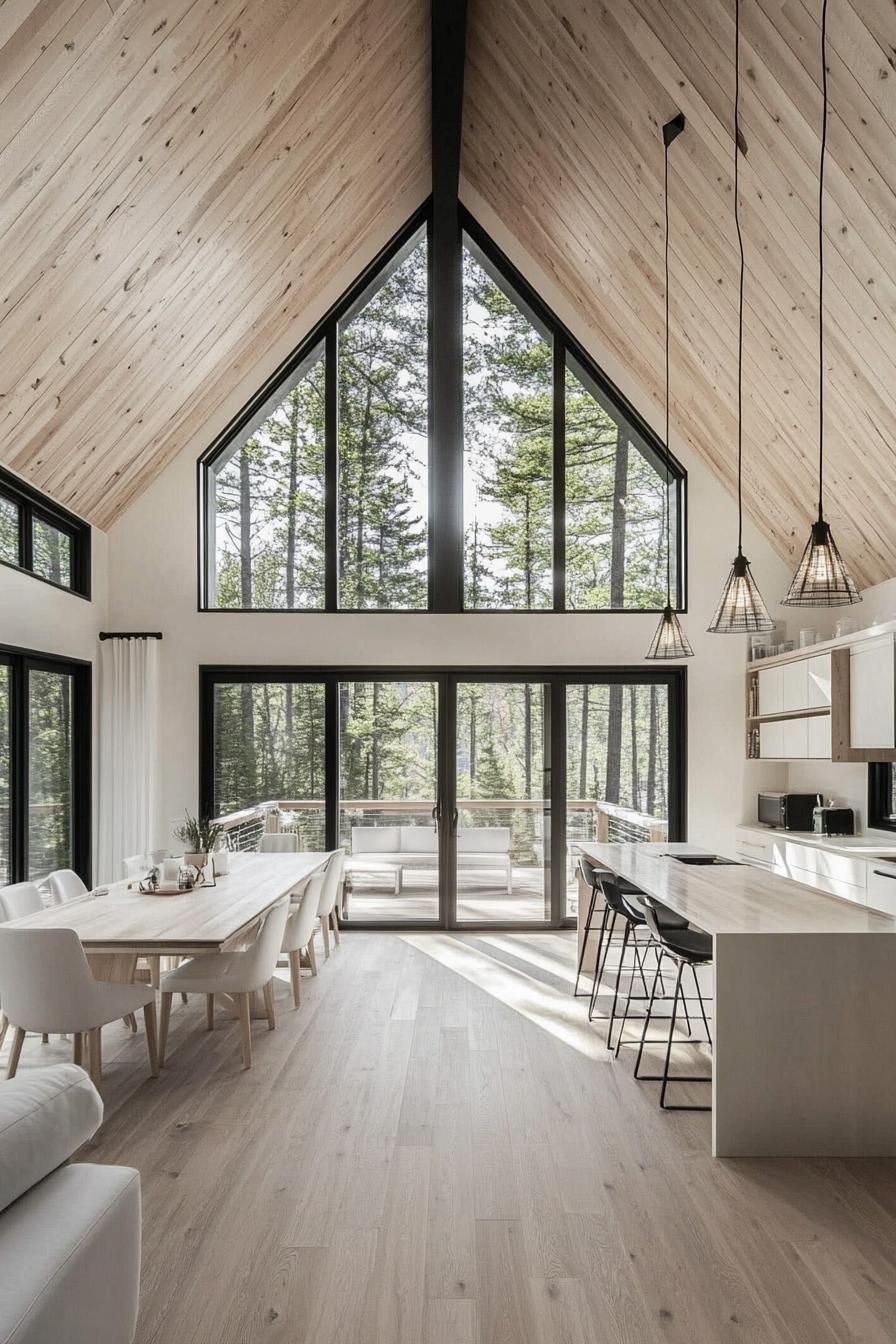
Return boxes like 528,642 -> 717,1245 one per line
6,931 -> 896,1343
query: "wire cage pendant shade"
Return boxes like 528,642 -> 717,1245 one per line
782,0 -> 860,608
645,112 -> 693,661
783,518 -> 860,607
709,0 -> 774,634
647,606 -> 694,660
708,551 -> 774,633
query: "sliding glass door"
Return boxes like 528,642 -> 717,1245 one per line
454,679 -> 551,924
201,666 -> 684,928
338,678 -> 441,923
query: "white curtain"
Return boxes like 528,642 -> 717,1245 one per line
97,638 -> 160,884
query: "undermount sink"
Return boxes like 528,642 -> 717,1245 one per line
667,854 -> 742,866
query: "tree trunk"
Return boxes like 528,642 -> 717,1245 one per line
578,687 -> 589,799
629,685 -> 640,813
523,683 -> 532,797
285,392 -> 299,609
646,685 -> 659,818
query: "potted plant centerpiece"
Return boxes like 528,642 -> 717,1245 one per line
174,812 -> 224,884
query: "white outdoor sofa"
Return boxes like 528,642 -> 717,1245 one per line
348,825 -> 512,894
0,1063 -> 141,1344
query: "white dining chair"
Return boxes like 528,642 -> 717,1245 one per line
0,926 -> 159,1087
280,872 -> 325,1006
46,869 -> 87,906
259,833 -> 299,853
158,899 -> 290,1070
317,850 -> 345,957
0,882 -> 45,921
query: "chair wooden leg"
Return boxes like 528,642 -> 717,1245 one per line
181,993 -> 188,1005
0,1013 -> 8,1051
41,1033 -> 49,1044
87,1027 -> 102,1088
306,938 -> 318,977
262,979 -> 276,1030
158,993 -> 173,1067
122,1014 -> 137,1032
288,950 -> 301,1007
7,1027 -> 25,1079
148,956 -> 160,990
237,993 -> 252,1070
206,995 -> 215,1030
320,916 -> 330,959
331,908 -> 341,945
72,1032 -> 83,1067
143,1000 -> 159,1077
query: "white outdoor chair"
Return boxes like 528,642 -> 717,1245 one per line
317,850 -> 345,958
259,833 -> 298,853
280,872 -> 325,1006
0,926 -> 158,1088
158,898 -> 290,1070
46,869 -> 87,906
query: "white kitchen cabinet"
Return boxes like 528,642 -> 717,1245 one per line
868,865 -> 896,917
782,660 -> 809,712
758,665 -> 784,716
850,635 -> 896,749
758,720 -> 784,758
782,716 -> 809,758
807,654 -> 832,708
807,713 -> 831,758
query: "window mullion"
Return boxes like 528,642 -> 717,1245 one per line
324,326 -> 338,611
553,339 -> 566,612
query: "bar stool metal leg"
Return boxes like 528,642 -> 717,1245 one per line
574,883 -> 603,997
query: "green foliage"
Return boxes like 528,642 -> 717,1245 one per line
173,811 -> 224,854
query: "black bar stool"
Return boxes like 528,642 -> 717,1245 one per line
633,894 -> 712,1111
573,857 -> 614,997
588,876 -> 656,1049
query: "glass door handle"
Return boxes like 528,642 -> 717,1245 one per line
431,801 -> 441,833
450,806 -> 458,835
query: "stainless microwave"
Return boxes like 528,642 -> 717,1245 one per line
757,792 -> 817,831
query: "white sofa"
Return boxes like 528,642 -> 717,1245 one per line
348,825 -> 513,894
0,1064 -> 141,1344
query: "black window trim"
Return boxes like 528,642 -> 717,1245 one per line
868,763 -> 896,833
199,662 -> 687,932
197,197 -> 687,615
0,467 -> 91,600
0,642 -> 92,887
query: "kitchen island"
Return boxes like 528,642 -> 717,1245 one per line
580,841 -> 896,1157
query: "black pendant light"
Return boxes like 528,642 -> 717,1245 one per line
646,113 -> 693,661
782,0 -> 860,607
708,0 -> 774,635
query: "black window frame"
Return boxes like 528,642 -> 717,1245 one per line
0,467 -> 91,599
199,662 -> 687,931
0,643 -> 92,887
198,199 -> 686,615
868,763 -> 896,833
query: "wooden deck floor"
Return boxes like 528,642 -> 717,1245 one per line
6,931 -> 896,1343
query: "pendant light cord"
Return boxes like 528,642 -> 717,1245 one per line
664,134 -> 672,607
733,0 -> 745,556
817,0 -> 828,520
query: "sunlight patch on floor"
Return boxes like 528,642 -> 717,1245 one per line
399,932 -> 606,1061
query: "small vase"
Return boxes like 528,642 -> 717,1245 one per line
183,852 -> 208,882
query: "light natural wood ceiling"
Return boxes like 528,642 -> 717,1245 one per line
463,0 -> 896,589
0,0 -> 429,528
2,0 -> 895,590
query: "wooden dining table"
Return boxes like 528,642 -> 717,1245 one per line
9,851 -> 331,986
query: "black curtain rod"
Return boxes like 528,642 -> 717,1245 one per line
99,631 -> 163,640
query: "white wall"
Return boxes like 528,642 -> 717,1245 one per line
1,527 -> 109,869
106,206 -> 793,857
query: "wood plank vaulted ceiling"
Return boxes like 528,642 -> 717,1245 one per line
0,0 -> 894,590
